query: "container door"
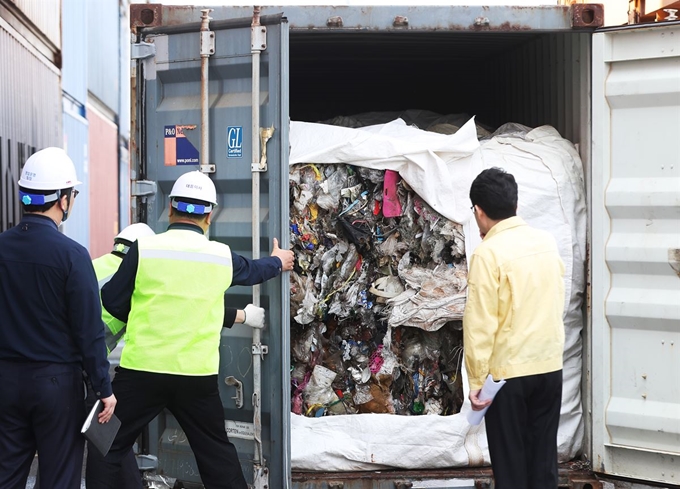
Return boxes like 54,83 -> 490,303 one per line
133,13 -> 290,487
591,24 -> 680,484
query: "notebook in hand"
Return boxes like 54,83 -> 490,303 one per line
81,399 -> 121,457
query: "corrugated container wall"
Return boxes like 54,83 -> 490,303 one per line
87,0 -> 120,116
88,104 -> 119,258
61,108 -> 89,245
61,0 -> 87,104
7,0 -> 61,49
492,32 -> 591,145
0,8 -> 61,232
119,0 -> 131,229
86,0 -> 123,256
60,0 -> 89,247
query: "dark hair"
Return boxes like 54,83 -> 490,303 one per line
20,186 -> 72,213
469,168 -> 518,220
171,196 -> 212,222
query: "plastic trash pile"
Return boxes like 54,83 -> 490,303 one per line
290,156 -> 468,417
288,111 -> 588,470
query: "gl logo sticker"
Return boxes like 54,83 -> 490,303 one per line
227,126 -> 243,158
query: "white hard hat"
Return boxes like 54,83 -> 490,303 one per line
115,223 -> 155,243
169,171 -> 217,214
18,147 -> 81,191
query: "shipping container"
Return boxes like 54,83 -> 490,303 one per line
0,4 -> 61,232
88,101 -> 119,258
119,0 -> 132,230
5,0 -> 61,51
87,0 -> 121,118
129,5 -> 680,488
62,101 -> 90,248
61,0 -> 87,105
59,0 -> 90,247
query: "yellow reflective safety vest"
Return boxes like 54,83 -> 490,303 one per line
120,229 -> 233,375
92,252 -> 125,354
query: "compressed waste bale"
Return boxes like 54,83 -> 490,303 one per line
289,161 -> 467,418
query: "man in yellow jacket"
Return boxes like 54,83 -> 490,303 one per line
464,168 -> 565,489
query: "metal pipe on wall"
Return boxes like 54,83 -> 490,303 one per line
199,9 -> 214,174
250,5 -> 268,485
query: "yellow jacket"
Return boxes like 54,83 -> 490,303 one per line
463,216 -> 565,390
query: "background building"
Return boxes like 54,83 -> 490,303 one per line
0,0 -> 130,258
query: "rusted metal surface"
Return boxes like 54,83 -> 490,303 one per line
640,0 -> 680,22
151,5 -> 582,32
393,16 -> 409,28
326,16 -> 344,28
292,461 -> 599,487
130,3 -> 162,31
571,4 -> 605,29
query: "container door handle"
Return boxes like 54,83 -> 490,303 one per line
224,376 -> 244,409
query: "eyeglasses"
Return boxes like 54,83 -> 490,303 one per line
72,189 -> 79,198
470,204 -> 475,212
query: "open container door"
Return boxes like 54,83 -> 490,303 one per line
591,23 -> 680,484
130,6 -> 290,487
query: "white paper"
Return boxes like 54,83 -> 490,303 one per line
81,399 -> 101,433
466,374 -> 506,426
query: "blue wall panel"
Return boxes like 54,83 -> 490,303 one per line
61,0 -> 88,105
88,0 -> 120,114
62,107 -> 90,251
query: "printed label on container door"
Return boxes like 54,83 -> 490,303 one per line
227,126 -> 243,158
164,125 -> 199,166
224,420 -> 255,440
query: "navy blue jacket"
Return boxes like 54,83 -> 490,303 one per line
102,222 -> 283,323
0,214 -> 112,398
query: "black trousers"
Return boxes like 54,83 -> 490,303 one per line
33,374 -> 142,489
0,360 -> 86,489
84,379 -> 142,489
485,369 -> 563,489
89,368 -> 248,489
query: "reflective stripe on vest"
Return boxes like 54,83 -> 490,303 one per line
92,253 -> 125,354
120,229 -> 233,375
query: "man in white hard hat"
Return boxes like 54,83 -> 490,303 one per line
85,222 -> 266,488
86,223 -> 155,489
96,171 -> 294,489
0,147 -> 116,488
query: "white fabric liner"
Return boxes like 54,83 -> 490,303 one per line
289,117 -> 586,471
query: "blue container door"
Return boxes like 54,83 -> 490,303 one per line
136,14 -> 290,487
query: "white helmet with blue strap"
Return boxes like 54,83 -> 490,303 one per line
18,147 -> 81,206
168,171 -> 217,215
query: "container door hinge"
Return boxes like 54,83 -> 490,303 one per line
131,42 -> 156,60
200,30 -> 215,57
252,344 -> 268,356
251,25 -> 267,51
131,180 -> 157,197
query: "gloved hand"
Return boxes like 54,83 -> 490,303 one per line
243,304 -> 265,329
